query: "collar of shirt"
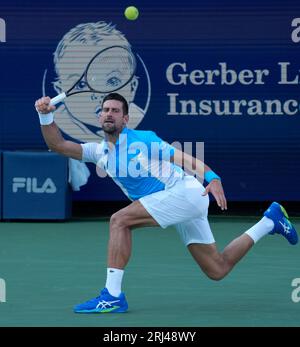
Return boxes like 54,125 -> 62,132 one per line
103,127 -> 129,154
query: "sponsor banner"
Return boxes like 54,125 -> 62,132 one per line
1,0 -> 300,200
2,151 -> 71,219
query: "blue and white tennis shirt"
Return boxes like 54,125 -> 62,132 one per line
81,127 -> 184,200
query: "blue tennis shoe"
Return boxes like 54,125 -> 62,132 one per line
74,288 -> 128,313
264,202 -> 298,245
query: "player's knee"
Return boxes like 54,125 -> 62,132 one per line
205,269 -> 226,281
110,211 -> 130,229
110,212 -> 123,228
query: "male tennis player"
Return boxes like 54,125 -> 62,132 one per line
35,93 -> 298,314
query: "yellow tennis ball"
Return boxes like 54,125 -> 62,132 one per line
124,6 -> 139,21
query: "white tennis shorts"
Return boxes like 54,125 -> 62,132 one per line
139,175 -> 215,245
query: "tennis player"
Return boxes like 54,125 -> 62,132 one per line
35,93 -> 298,313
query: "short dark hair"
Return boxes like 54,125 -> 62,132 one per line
102,93 -> 129,115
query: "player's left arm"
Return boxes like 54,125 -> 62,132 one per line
171,148 -> 227,211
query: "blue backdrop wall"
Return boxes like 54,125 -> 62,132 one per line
1,0 -> 300,201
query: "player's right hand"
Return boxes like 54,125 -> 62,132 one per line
34,96 -> 56,114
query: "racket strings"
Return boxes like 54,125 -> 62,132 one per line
86,47 -> 136,93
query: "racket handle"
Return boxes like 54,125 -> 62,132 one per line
50,92 -> 66,106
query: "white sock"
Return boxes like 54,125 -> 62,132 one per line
245,216 -> 274,243
105,268 -> 124,297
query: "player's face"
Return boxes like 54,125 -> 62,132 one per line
99,100 -> 128,134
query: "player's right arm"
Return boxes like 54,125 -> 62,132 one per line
35,96 -> 82,160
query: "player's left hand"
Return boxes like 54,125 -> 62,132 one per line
202,179 -> 227,211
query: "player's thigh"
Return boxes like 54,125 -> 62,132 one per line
139,176 -> 209,229
112,200 -> 159,228
175,216 -> 223,272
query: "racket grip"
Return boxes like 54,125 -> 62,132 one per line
50,92 -> 66,106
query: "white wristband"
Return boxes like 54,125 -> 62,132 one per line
38,112 -> 54,125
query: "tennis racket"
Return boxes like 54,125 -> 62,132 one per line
49,45 -> 137,106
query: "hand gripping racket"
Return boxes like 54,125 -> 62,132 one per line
49,45 -> 137,106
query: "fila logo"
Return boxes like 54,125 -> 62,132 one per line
12,177 -> 57,193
